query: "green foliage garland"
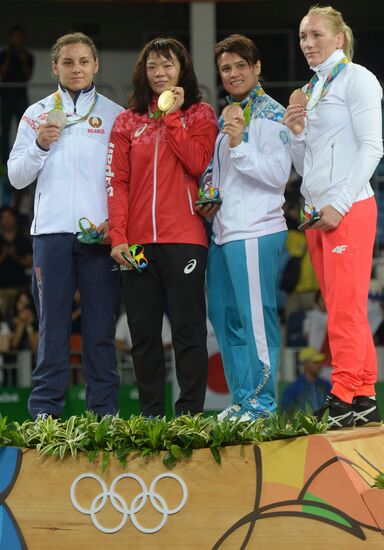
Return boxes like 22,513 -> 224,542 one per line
0,411 -> 328,470
1,412 -> 382,487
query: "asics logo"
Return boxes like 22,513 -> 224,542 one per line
184,259 -> 197,274
332,245 -> 347,254
134,124 -> 147,138
70,472 -> 188,534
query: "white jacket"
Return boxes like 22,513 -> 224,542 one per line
8,85 -> 123,234
211,112 -> 291,245
290,49 -> 383,215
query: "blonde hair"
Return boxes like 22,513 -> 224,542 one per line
305,5 -> 354,60
50,32 -> 98,64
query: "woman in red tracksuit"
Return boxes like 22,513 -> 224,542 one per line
108,38 -> 217,417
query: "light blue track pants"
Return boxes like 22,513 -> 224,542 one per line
207,232 -> 287,414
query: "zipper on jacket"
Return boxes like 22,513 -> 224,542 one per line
330,143 -> 334,183
186,184 -> 194,216
152,132 -> 159,242
302,118 -> 314,206
34,192 -> 41,234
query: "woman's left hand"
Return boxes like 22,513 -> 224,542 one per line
312,205 -> 343,231
96,220 -> 111,244
195,202 -> 221,220
223,117 -> 244,148
166,86 -> 185,114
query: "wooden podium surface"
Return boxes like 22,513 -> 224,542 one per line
1,426 -> 384,549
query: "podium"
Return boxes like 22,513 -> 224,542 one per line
1,427 -> 384,549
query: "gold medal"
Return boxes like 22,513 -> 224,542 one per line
289,89 -> 308,109
157,90 -> 175,113
222,104 -> 244,122
46,109 -> 67,129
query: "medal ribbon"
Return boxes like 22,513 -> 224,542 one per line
52,90 -> 98,128
305,57 -> 349,110
219,84 -> 265,142
148,107 -> 163,120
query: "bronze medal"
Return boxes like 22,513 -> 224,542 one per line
289,89 -> 308,109
222,104 -> 244,122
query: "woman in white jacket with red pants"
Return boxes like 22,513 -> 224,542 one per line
284,5 -> 383,430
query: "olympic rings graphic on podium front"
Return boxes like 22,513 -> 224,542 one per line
70,472 -> 188,534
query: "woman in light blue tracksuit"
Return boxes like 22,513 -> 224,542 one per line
198,34 -> 291,421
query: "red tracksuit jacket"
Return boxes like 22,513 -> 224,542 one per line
107,100 -> 217,248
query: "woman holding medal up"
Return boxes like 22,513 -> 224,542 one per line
8,33 -> 123,420
284,6 -> 383,429
107,38 -> 217,417
198,34 -> 291,422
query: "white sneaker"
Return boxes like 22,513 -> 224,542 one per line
35,413 -> 57,422
238,411 -> 255,423
228,410 -> 258,423
217,404 -> 241,422
228,407 -> 268,423
35,413 -> 49,422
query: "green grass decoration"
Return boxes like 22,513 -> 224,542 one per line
373,472 -> 384,489
2,412 -> 382,488
0,411 -> 330,471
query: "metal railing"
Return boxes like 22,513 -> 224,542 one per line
1,347 -> 384,388
0,351 -> 34,388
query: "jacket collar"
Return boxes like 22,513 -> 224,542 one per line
310,49 -> 346,77
57,83 -> 96,114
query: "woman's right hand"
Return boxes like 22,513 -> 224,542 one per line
36,123 -> 62,150
283,105 -> 306,135
111,243 -> 135,269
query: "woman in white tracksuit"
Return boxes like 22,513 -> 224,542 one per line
284,6 -> 383,430
8,33 -> 123,420
197,34 -> 291,422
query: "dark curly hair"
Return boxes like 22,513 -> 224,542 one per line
129,37 -> 202,113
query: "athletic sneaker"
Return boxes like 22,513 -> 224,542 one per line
228,402 -> 269,423
34,413 -> 59,422
217,404 -> 241,422
352,396 -> 383,427
232,410 -> 265,423
314,393 -> 355,430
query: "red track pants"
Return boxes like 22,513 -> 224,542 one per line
306,197 -> 377,403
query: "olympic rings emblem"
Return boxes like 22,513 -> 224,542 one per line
70,472 -> 188,534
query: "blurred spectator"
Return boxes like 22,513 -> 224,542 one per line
7,290 -> 38,352
367,295 -> 384,343
303,290 -> 329,357
281,347 -> 331,416
115,313 -> 172,354
287,287 -> 384,352
0,206 -> 32,313
0,26 -> 34,167
0,310 -> 11,353
280,223 -> 319,319
0,310 -> 12,386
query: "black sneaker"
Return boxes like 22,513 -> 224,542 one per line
352,396 -> 383,427
315,393 -> 355,430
